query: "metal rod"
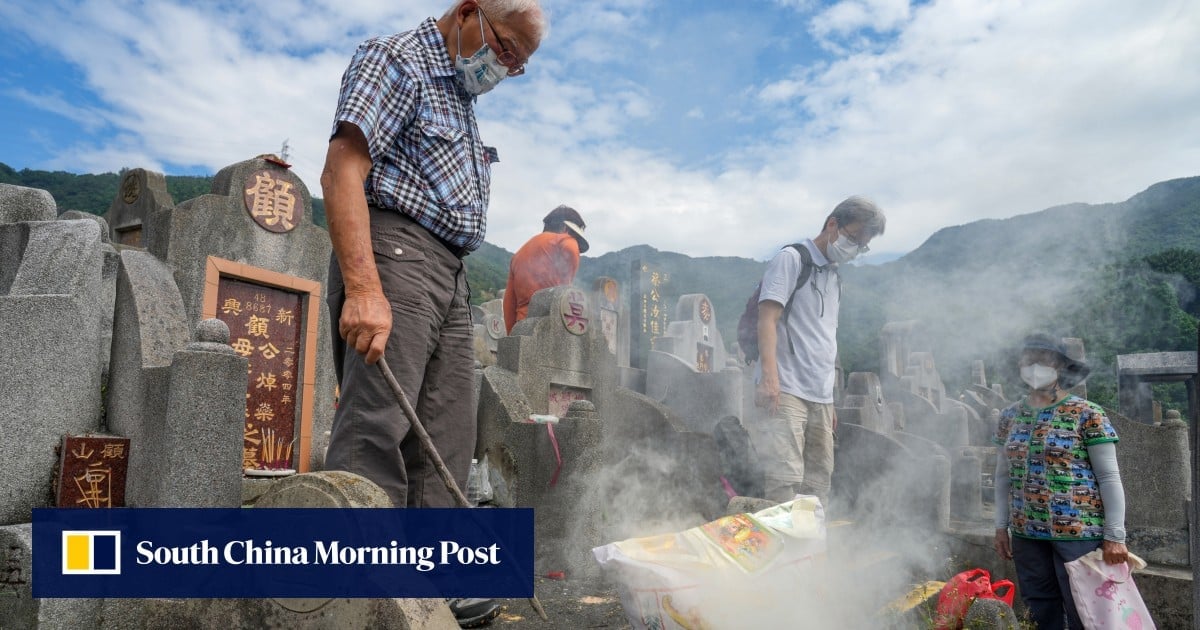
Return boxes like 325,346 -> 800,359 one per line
376,355 -> 549,622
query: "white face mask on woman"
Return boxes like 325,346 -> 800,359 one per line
454,11 -> 508,96
1020,363 -> 1058,390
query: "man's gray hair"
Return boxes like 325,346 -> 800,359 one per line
828,195 -> 886,237
445,0 -> 548,42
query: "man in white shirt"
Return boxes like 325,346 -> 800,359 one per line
755,196 -> 886,506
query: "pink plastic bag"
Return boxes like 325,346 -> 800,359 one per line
1064,549 -> 1155,629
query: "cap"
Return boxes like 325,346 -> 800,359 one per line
562,220 -> 589,253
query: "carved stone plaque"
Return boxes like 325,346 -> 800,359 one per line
243,169 -> 302,233
56,435 -> 131,508
121,173 -> 140,204
559,288 -> 589,336
215,277 -> 305,470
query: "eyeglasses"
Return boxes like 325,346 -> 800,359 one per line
478,8 -> 525,77
840,228 -> 870,253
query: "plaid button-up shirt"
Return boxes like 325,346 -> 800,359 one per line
332,18 -> 492,252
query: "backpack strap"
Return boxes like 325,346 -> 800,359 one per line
780,243 -> 819,355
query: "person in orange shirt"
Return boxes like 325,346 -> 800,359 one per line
503,205 -> 589,332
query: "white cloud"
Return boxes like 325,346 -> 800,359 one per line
4,0 -> 1200,261
7,88 -> 109,132
811,0 -> 911,40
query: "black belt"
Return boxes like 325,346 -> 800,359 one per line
434,234 -> 470,259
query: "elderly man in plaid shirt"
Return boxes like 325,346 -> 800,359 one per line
320,0 -> 545,516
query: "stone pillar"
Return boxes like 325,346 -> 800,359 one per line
152,319 -> 247,507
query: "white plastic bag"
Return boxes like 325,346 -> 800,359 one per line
592,496 -> 827,630
1064,549 -> 1155,630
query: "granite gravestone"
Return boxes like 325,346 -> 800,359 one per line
646,294 -> 743,435
106,159 -> 336,472
0,214 -> 108,525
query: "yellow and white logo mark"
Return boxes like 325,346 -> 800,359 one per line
62,531 -> 121,575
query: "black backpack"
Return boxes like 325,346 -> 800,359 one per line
736,243 -> 831,365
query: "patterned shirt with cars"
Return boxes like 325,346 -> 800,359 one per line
994,395 -> 1119,540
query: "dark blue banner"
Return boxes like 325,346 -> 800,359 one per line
33,508 -> 534,598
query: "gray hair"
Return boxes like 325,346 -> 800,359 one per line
828,195 -> 886,237
444,0 -> 548,42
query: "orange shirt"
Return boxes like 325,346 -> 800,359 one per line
503,231 -> 581,332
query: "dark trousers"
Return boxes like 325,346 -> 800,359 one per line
325,207 -> 476,508
1011,537 -> 1101,630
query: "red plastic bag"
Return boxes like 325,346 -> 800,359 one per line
934,568 -> 1015,630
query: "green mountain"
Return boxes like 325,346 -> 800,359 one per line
0,163 -> 327,228
5,162 -> 1197,410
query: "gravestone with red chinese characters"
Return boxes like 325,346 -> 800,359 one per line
471,303 -> 506,367
478,285 -> 725,577
645,294 -> 743,435
103,158 -> 336,473
591,276 -> 628,366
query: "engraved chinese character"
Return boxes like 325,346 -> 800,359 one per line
70,443 -> 94,460
244,427 -> 262,446
253,403 -> 275,422
281,383 -> 293,392
73,466 -> 111,508
243,447 -> 259,469
0,544 -> 27,595
221,298 -> 242,316
275,308 -> 295,325
283,356 -> 295,368
101,443 -> 125,459
255,372 -> 277,391
245,172 -> 297,230
246,315 -> 270,338
258,342 -> 280,360
230,338 -> 254,357
281,394 -> 292,404
282,370 -> 294,380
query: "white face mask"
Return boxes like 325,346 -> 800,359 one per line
825,232 -> 861,264
1021,363 -> 1058,390
454,12 -> 508,96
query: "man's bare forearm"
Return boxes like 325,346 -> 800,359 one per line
321,131 -> 382,298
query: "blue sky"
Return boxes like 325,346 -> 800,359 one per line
2,0 -> 1199,260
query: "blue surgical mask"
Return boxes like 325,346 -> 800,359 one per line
455,12 -> 508,96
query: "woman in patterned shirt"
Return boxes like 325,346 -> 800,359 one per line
992,333 -> 1130,630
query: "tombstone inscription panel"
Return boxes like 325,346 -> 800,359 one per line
56,436 -> 131,508
215,277 -> 304,471
631,262 -> 671,370
548,385 -> 591,418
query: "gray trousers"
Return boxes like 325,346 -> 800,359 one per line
325,207 -> 476,508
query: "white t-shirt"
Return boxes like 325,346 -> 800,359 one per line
755,241 -> 839,403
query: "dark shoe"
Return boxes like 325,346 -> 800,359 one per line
448,598 -> 501,628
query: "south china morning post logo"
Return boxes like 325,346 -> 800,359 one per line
34,508 -> 534,598
61,530 -> 122,575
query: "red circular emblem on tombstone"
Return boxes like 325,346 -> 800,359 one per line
243,169 -> 303,233
560,289 -> 589,336
487,315 -> 505,339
